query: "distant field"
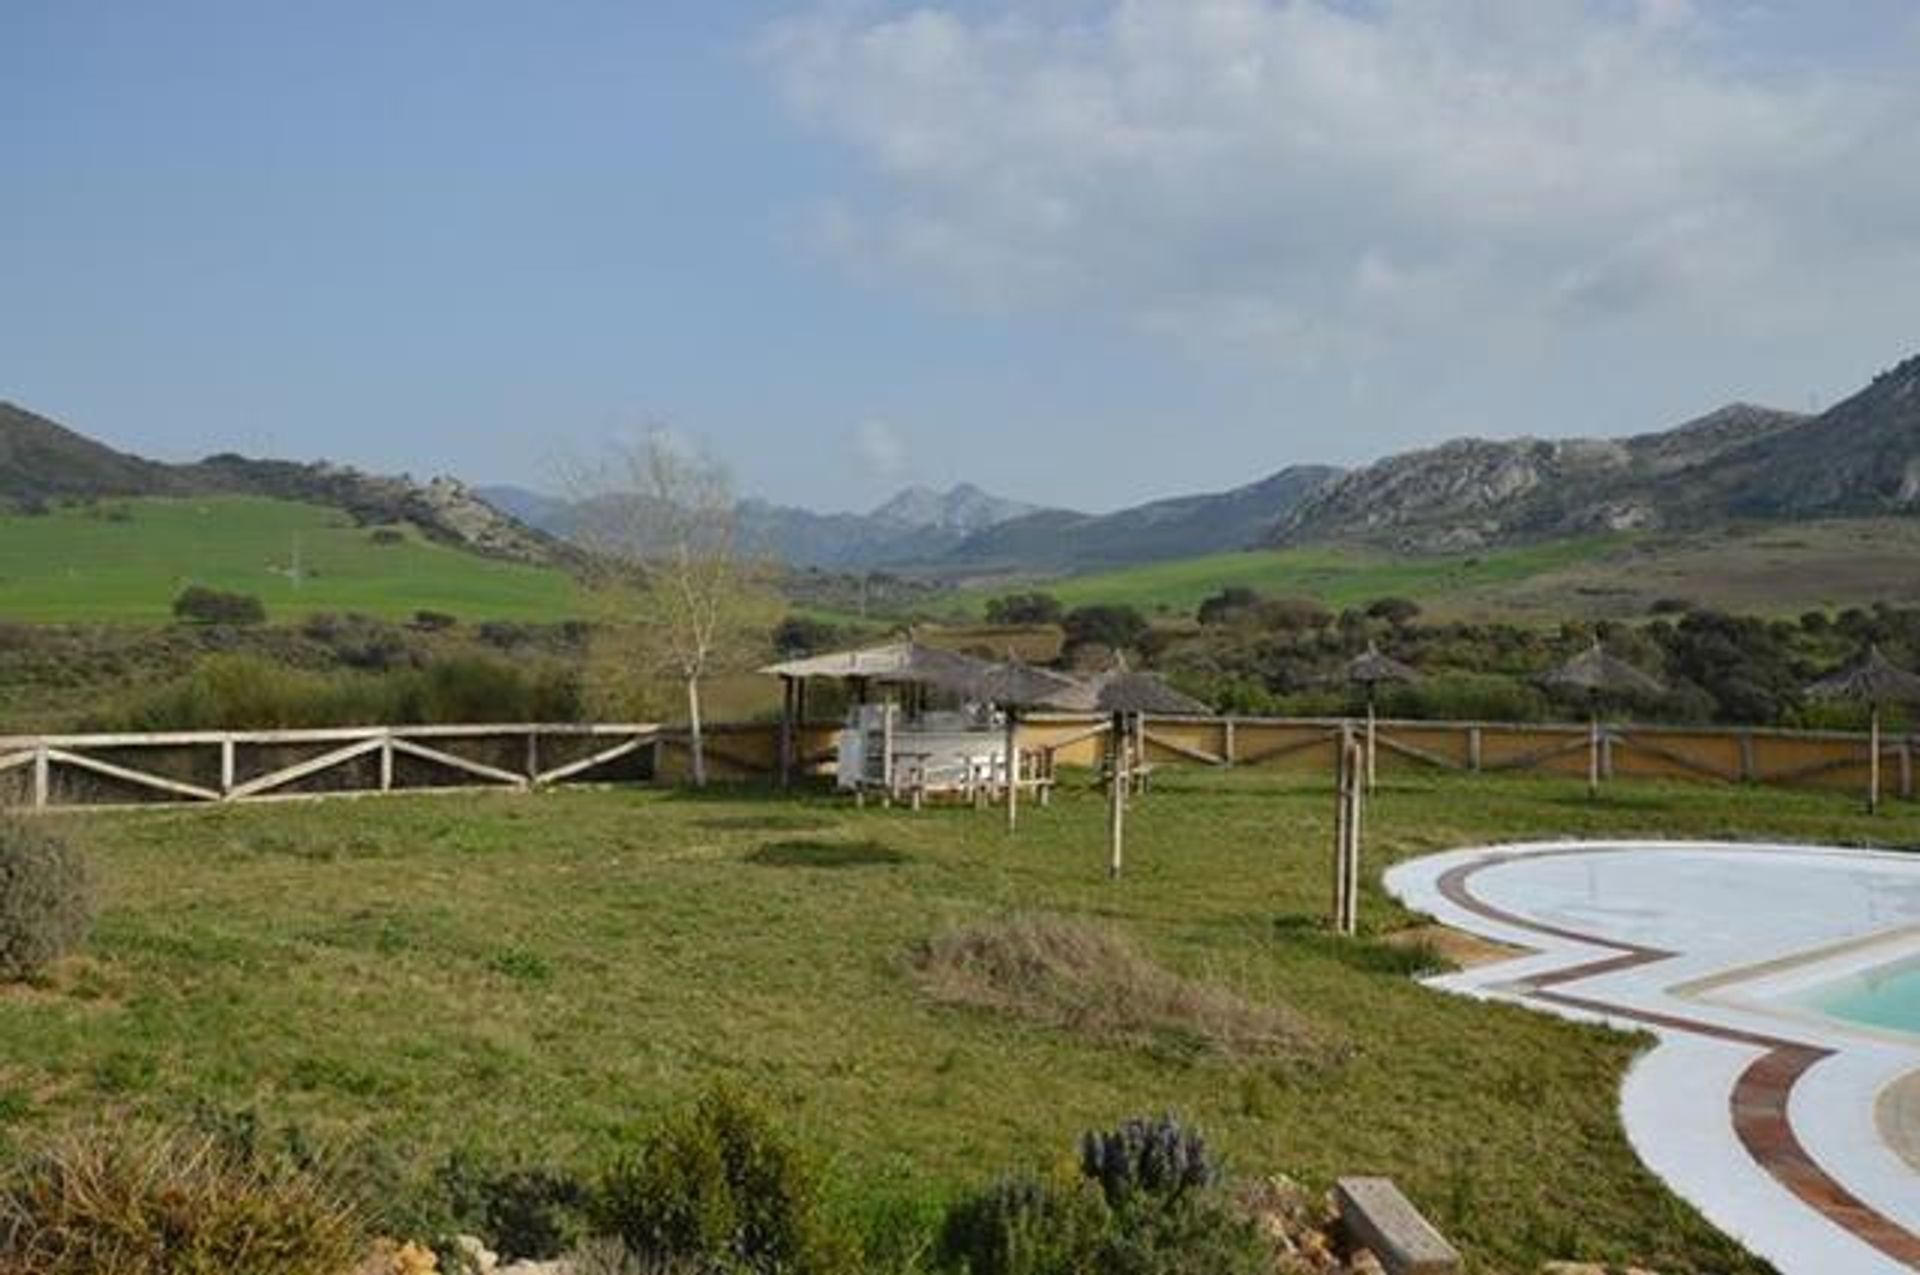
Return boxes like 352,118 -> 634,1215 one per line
993,518 -> 1920,622
0,496 -> 581,623
1030,536 -> 1629,616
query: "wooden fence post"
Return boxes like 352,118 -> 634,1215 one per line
1223,718 -> 1237,766
220,737 -> 236,799
1902,740 -> 1914,801
32,744 -> 50,810
1467,725 -> 1482,773
380,729 -> 395,793
1331,726 -> 1361,936
1738,731 -> 1756,784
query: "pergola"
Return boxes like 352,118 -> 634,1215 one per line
759,641 -> 1084,822
1806,644 -> 1920,814
1543,640 -> 1665,798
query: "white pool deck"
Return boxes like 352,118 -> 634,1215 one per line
1385,840 -> 1920,1274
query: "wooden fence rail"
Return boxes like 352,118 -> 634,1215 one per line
0,723 -> 664,811
2,714 -> 1912,812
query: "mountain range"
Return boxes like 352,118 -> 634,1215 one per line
7,349 -> 1918,580
1271,353 -> 1920,551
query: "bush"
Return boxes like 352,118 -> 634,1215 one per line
412,610 -> 457,632
439,1155 -> 589,1261
0,819 -> 93,982
369,527 -> 406,546
939,1175 -> 1104,1275
172,586 -> 266,626
593,1087 -> 853,1275
985,593 -> 1064,626
937,1117 -> 1271,1275
0,1127 -> 365,1275
1063,606 -> 1149,654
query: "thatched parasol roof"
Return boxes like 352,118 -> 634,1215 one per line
1542,640 -> 1665,698
1049,669 -> 1212,717
1807,645 -> 1920,707
1344,641 -> 1420,687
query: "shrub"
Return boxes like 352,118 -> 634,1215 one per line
412,610 -> 457,632
0,819 -> 93,982
985,593 -> 1064,626
0,1127 -> 365,1275
369,527 -> 406,545
1078,1116 -> 1217,1211
1062,606 -> 1149,654
592,1087 -> 853,1275
939,1175 -> 1104,1275
438,1154 -> 589,1261
172,585 -> 267,626
938,1118 -> 1272,1275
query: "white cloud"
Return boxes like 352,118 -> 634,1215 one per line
854,418 -> 908,482
757,1 -> 1920,371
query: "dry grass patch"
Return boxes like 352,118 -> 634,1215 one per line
913,914 -> 1330,1062
0,1127 -> 367,1275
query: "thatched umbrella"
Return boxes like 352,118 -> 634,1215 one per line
1807,645 -> 1920,814
1542,640 -> 1665,798
1050,669 -> 1210,878
1344,642 -> 1419,791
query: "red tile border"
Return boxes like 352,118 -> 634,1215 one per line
1436,849 -> 1920,1269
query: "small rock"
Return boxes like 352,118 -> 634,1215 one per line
449,1235 -> 499,1274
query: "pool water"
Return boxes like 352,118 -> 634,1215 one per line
1802,956 -> 1920,1037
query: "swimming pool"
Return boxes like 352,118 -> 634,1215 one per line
1386,840 -> 1920,1274
1802,956 -> 1920,1038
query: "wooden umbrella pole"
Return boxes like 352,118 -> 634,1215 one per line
1004,708 -> 1019,833
1347,737 -> 1363,935
1107,714 -> 1126,879
1870,704 -> 1882,816
1588,701 -> 1601,800
1365,689 -> 1377,793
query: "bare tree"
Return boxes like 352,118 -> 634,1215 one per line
568,433 -> 775,786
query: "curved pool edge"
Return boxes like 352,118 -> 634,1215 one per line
1385,840 -> 1920,1275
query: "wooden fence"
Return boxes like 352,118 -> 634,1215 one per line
1,715 -> 1911,812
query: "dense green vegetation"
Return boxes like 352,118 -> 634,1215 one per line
1025,537 -> 1629,617
0,497 -> 579,623
6,769 -> 1913,1269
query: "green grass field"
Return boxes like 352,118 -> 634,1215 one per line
8,768 -> 1915,1269
1028,536 -> 1630,617
0,497 -> 580,623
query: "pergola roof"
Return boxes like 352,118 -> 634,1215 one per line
1807,645 -> 1920,706
1543,640 -> 1665,698
759,641 -> 1086,709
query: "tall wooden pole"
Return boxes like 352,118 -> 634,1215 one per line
1869,703 -> 1882,815
1107,713 -> 1126,879
778,676 -> 795,790
1365,687 -> 1378,792
1588,699 -> 1601,800
1004,708 -> 1019,833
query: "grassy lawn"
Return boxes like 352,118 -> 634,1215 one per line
6,769 -> 1917,1270
1032,536 -> 1630,617
0,496 -> 581,623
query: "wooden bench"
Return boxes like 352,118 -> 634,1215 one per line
1335,1177 -> 1461,1275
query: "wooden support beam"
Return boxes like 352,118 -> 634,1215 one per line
1374,734 -> 1465,772
45,748 -> 221,803
1139,729 -> 1225,767
534,734 -> 654,785
228,737 -> 385,800
1608,731 -> 1738,784
220,739 -> 237,796
1233,728 -> 1342,768
0,750 -> 36,774
33,745 -> 51,810
390,738 -> 528,788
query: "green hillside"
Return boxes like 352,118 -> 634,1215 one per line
0,496 -> 581,623
1035,535 -> 1629,615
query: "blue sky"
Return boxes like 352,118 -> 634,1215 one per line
4,1 -> 1918,514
